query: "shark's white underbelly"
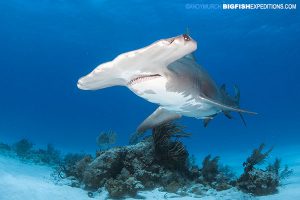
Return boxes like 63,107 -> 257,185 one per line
128,77 -> 219,118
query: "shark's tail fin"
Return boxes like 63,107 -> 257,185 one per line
220,84 -> 248,126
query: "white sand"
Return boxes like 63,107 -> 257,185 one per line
0,154 -> 96,200
0,148 -> 299,200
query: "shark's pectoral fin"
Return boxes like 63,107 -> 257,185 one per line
137,107 -> 181,133
201,96 -> 257,115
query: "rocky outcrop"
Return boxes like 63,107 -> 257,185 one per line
53,135 -> 291,198
237,168 -> 279,195
63,139 -> 195,197
62,137 -> 243,198
83,148 -> 126,189
236,144 -> 292,196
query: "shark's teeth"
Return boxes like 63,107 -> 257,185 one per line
128,74 -> 161,86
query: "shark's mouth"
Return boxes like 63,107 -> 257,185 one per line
128,74 -> 162,86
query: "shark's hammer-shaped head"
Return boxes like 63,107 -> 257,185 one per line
77,34 -> 197,90
148,34 -> 197,65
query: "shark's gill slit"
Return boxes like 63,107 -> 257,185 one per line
128,74 -> 161,86
169,38 -> 175,44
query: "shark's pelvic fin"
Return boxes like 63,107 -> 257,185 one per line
137,107 -> 181,133
223,111 -> 233,119
238,112 -> 247,127
219,84 -> 249,126
203,114 -> 217,127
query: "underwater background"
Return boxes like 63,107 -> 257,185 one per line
0,0 -> 299,167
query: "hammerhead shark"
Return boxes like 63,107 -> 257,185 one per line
77,34 -> 256,132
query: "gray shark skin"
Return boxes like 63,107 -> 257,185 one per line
77,34 -> 256,132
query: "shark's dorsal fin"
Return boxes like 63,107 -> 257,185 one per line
220,84 -> 227,95
137,107 -> 181,133
186,27 -> 190,35
234,84 -> 240,101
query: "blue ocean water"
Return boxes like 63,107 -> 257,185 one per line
0,0 -> 299,160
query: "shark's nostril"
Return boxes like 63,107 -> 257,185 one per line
183,34 -> 190,41
77,79 -> 86,89
77,81 -> 82,88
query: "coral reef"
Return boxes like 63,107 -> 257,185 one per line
13,138 -> 33,158
1,139 -> 61,165
0,142 -> 11,152
201,155 -> 220,183
105,177 -> 144,198
59,153 -> 92,181
51,129 -> 292,198
33,144 -> 61,165
196,155 -> 234,191
53,123 -> 237,198
0,129 -> 293,199
237,144 -> 293,196
54,123 -> 197,197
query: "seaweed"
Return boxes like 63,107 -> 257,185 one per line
267,158 -> 293,180
194,154 -> 237,191
152,122 -> 190,170
13,138 -> 33,158
218,165 -> 236,182
201,155 -> 220,183
279,165 -> 293,180
34,144 -> 61,165
96,130 -> 116,150
266,158 -> 281,175
187,154 -> 197,169
128,131 -> 144,145
243,143 -> 273,173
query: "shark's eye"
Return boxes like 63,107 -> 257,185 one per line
183,34 -> 190,41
